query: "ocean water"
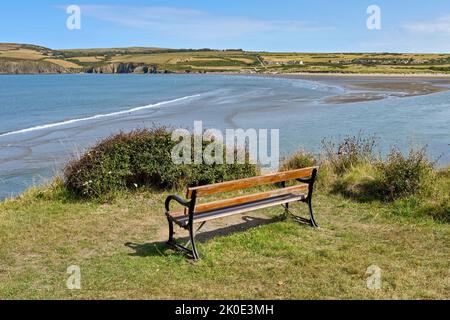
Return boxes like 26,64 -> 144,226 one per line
0,74 -> 449,200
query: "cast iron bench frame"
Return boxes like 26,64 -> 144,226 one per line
165,167 -> 319,260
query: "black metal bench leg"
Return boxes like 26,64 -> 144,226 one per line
166,216 -> 175,244
308,199 -> 319,228
189,225 -> 200,260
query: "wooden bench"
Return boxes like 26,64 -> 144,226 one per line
165,167 -> 319,260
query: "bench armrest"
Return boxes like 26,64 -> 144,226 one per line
296,168 -> 318,201
165,195 -> 190,213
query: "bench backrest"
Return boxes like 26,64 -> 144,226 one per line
186,167 -> 319,199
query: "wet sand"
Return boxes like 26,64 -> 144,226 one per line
241,73 -> 450,104
325,93 -> 386,104
329,82 -> 449,104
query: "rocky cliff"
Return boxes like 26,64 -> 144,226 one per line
84,63 -> 158,74
0,60 -> 159,75
0,60 -> 67,74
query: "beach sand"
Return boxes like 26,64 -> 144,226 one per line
240,73 -> 450,104
326,82 -> 449,104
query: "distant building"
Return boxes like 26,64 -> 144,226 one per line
266,60 -> 304,66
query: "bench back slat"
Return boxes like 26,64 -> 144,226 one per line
194,184 -> 308,214
186,166 -> 318,199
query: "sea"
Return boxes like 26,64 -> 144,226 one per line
0,74 -> 449,200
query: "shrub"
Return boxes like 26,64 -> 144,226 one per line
321,134 -> 379,175
378,146 -> 435,201
280,149 -> 317,171
319,134 -> 444,205
64,127 -> 259,198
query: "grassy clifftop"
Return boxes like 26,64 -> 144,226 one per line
0,176 -> 448,299
0,130 -> 449,299
2,43 -> 450,74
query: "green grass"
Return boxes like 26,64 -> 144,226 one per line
0,179 -> 448,299
1,131 -> 448,299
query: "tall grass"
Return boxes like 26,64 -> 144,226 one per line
279,149 -> 317,172
280,134 -> 449,223
321,134 -> 379,174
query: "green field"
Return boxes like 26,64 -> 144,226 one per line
1,43 -> 450,74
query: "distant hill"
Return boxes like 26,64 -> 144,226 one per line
0,43 -> 81,73
1,43 -> 449,75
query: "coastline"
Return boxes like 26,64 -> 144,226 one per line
253,71 -> 450,78
2,70 -> 450,78
213,70 -> 450,79
225,72 -> 450,104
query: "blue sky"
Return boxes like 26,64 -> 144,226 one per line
1,0 -> 450,52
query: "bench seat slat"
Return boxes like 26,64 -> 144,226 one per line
170,193 -> 306,227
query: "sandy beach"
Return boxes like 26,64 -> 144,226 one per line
237,72 -> 450,104
326,81 -> 449,104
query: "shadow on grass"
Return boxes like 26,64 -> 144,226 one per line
125,215 -> 285,258
125,241 -> 169,258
